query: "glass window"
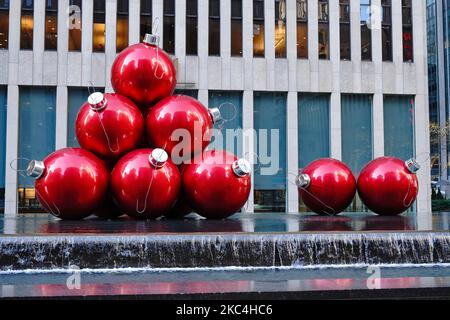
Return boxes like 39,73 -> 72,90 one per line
209,0 -> 220,56
174,89 -> 198,99
0,86 -> 6,213
20,0 -> 34,50
45,0 -> 57,51
68,0 -> 82,51
298,93 -> 330,169
402,0 -> 413,62
253,0 -> 265,57
117,0 -> 129,52
0,0 -> 9,50
231,0 -> 242,56
360,0 -> 372,61
18,87 -> 56,213
384,96 -> 415,160
342,94 -> 373,212
140,0 -> 152,41
209,91 -> 243,157
340,0 -> 351,60
318,0 -> 329,59
67,87 -> 90,147
382,0 -> 392,61
93,0 -> 105,52
297,0 -> 308,59
186,0 -> 198,55
163,0 -> 175,54
254,92 -> 287,212
275,0 -> 286,58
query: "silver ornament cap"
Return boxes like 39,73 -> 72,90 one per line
27,160 -> 45,179
232,159 -> 251,177
143,33 -> 159,46
88,92 -> 107,111
149,148 -> 169,168
405,158 -> 420,174
296,173 -> 311,188
209,107 -> 222,124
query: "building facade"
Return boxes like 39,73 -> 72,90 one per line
0,0 -> 431,228
428,0 -> 449,181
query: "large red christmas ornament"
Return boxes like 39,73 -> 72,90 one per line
27,148 -> 109,220
146,95 -> 221,163
111,148 -> 181,219
357,157 -> 420,216
297,158 -> 356,216
183,150 -> 251,219
75,92 -> 144,161
111,34 -> 177,108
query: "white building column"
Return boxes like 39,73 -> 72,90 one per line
175,0 -> 186,85
4,85 -> 19,216
32,0 -> 45,85
129,0 -> 141,45
57,0 -> 69,85
242,0 -> 253,92
391,0 -> 404,93
264,0 -> 275,90
412,0 -> 432,229
81,0 -> 93,86
221,0 -> 231,90
350,0 -> 361,93
197,0 -> 209,105
55,86 -> 68,149
152,0 -> 163,42
105,0 -> 117,92
243,90 -> 254,212
308,0 -> 319,92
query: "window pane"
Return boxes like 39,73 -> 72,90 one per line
163,0 -> 175,54
382,1 -> 392,61
318,0 -> 329,59
93,0 -> 105,52
45,0 -> 58,51
209,91 -> 243,158
402,0 -> 413,62
68,87 -> 86,147
140,0 -> 152,41
298,94 -> 330,169
186,0 -> 198,55
340,0 -> 350,60
384,96 -> 415,160
21,0 -> 34,50
253,0 -> 265,57
68,0 -> 82,51
116,0 -> 129,52
0,0 -> 9,49
360,0 -> 372,60
297,0 -> 308,59
18,87 -> 56,213
209,0 -> 220,56
231,0 -> 242,56
0,86 -> 6,213
254,92 -> 287,212
275,0 -> 286,58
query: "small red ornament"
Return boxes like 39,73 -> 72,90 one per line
75,92 -> 144,161
111,148 -> 181,219
297,158 -> 356,215
183,150 -> 251,219
357,157 -> 420,216
27,148 -> 109,220
111,34 -> 177,108
146,95 -> 221,163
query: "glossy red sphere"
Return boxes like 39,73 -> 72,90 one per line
111,41 -> 176,108
75,93 -> 144,161
357,157 -> 419,216
146,95 -> 215,163
183,150 -> 251,219
298,158 -> 356,216
31,148 -> 109,220
111,149 -> 181,219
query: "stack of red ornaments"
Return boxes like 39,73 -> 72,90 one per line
27,34 -> 252,220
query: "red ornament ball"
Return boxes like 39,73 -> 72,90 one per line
76,92 -> 144,161
111,148 -> 181,219
183,150 -> 251,219
146,95 -> 221,163
297,158 -> 356,216
27,148 -> 109,220
357,157 -> 420,216
111,34 -> 176,108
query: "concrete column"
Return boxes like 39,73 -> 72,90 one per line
412,0 -> 432,229
243,90 -> 254,212
4,85 -> 19,216
7,0 -> 21,85
153,0 -> 163,45
129,0 -> 141,45
105,0 -> 117,92
372,93 -> 384,158
175,0 -> 186,84
264,0 -> 275,90
392,0 -> 404,92
221,0 -> 231,90
57,0 -> 69,85
350,0 -> 361,93
198,0 -> 208,91
33,0 -> 45,85
329,0 -> 341,160
81,0 -> 93,86
308,0 -> 319,92
242,0 -> 253,91
55,86 -> 68,149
